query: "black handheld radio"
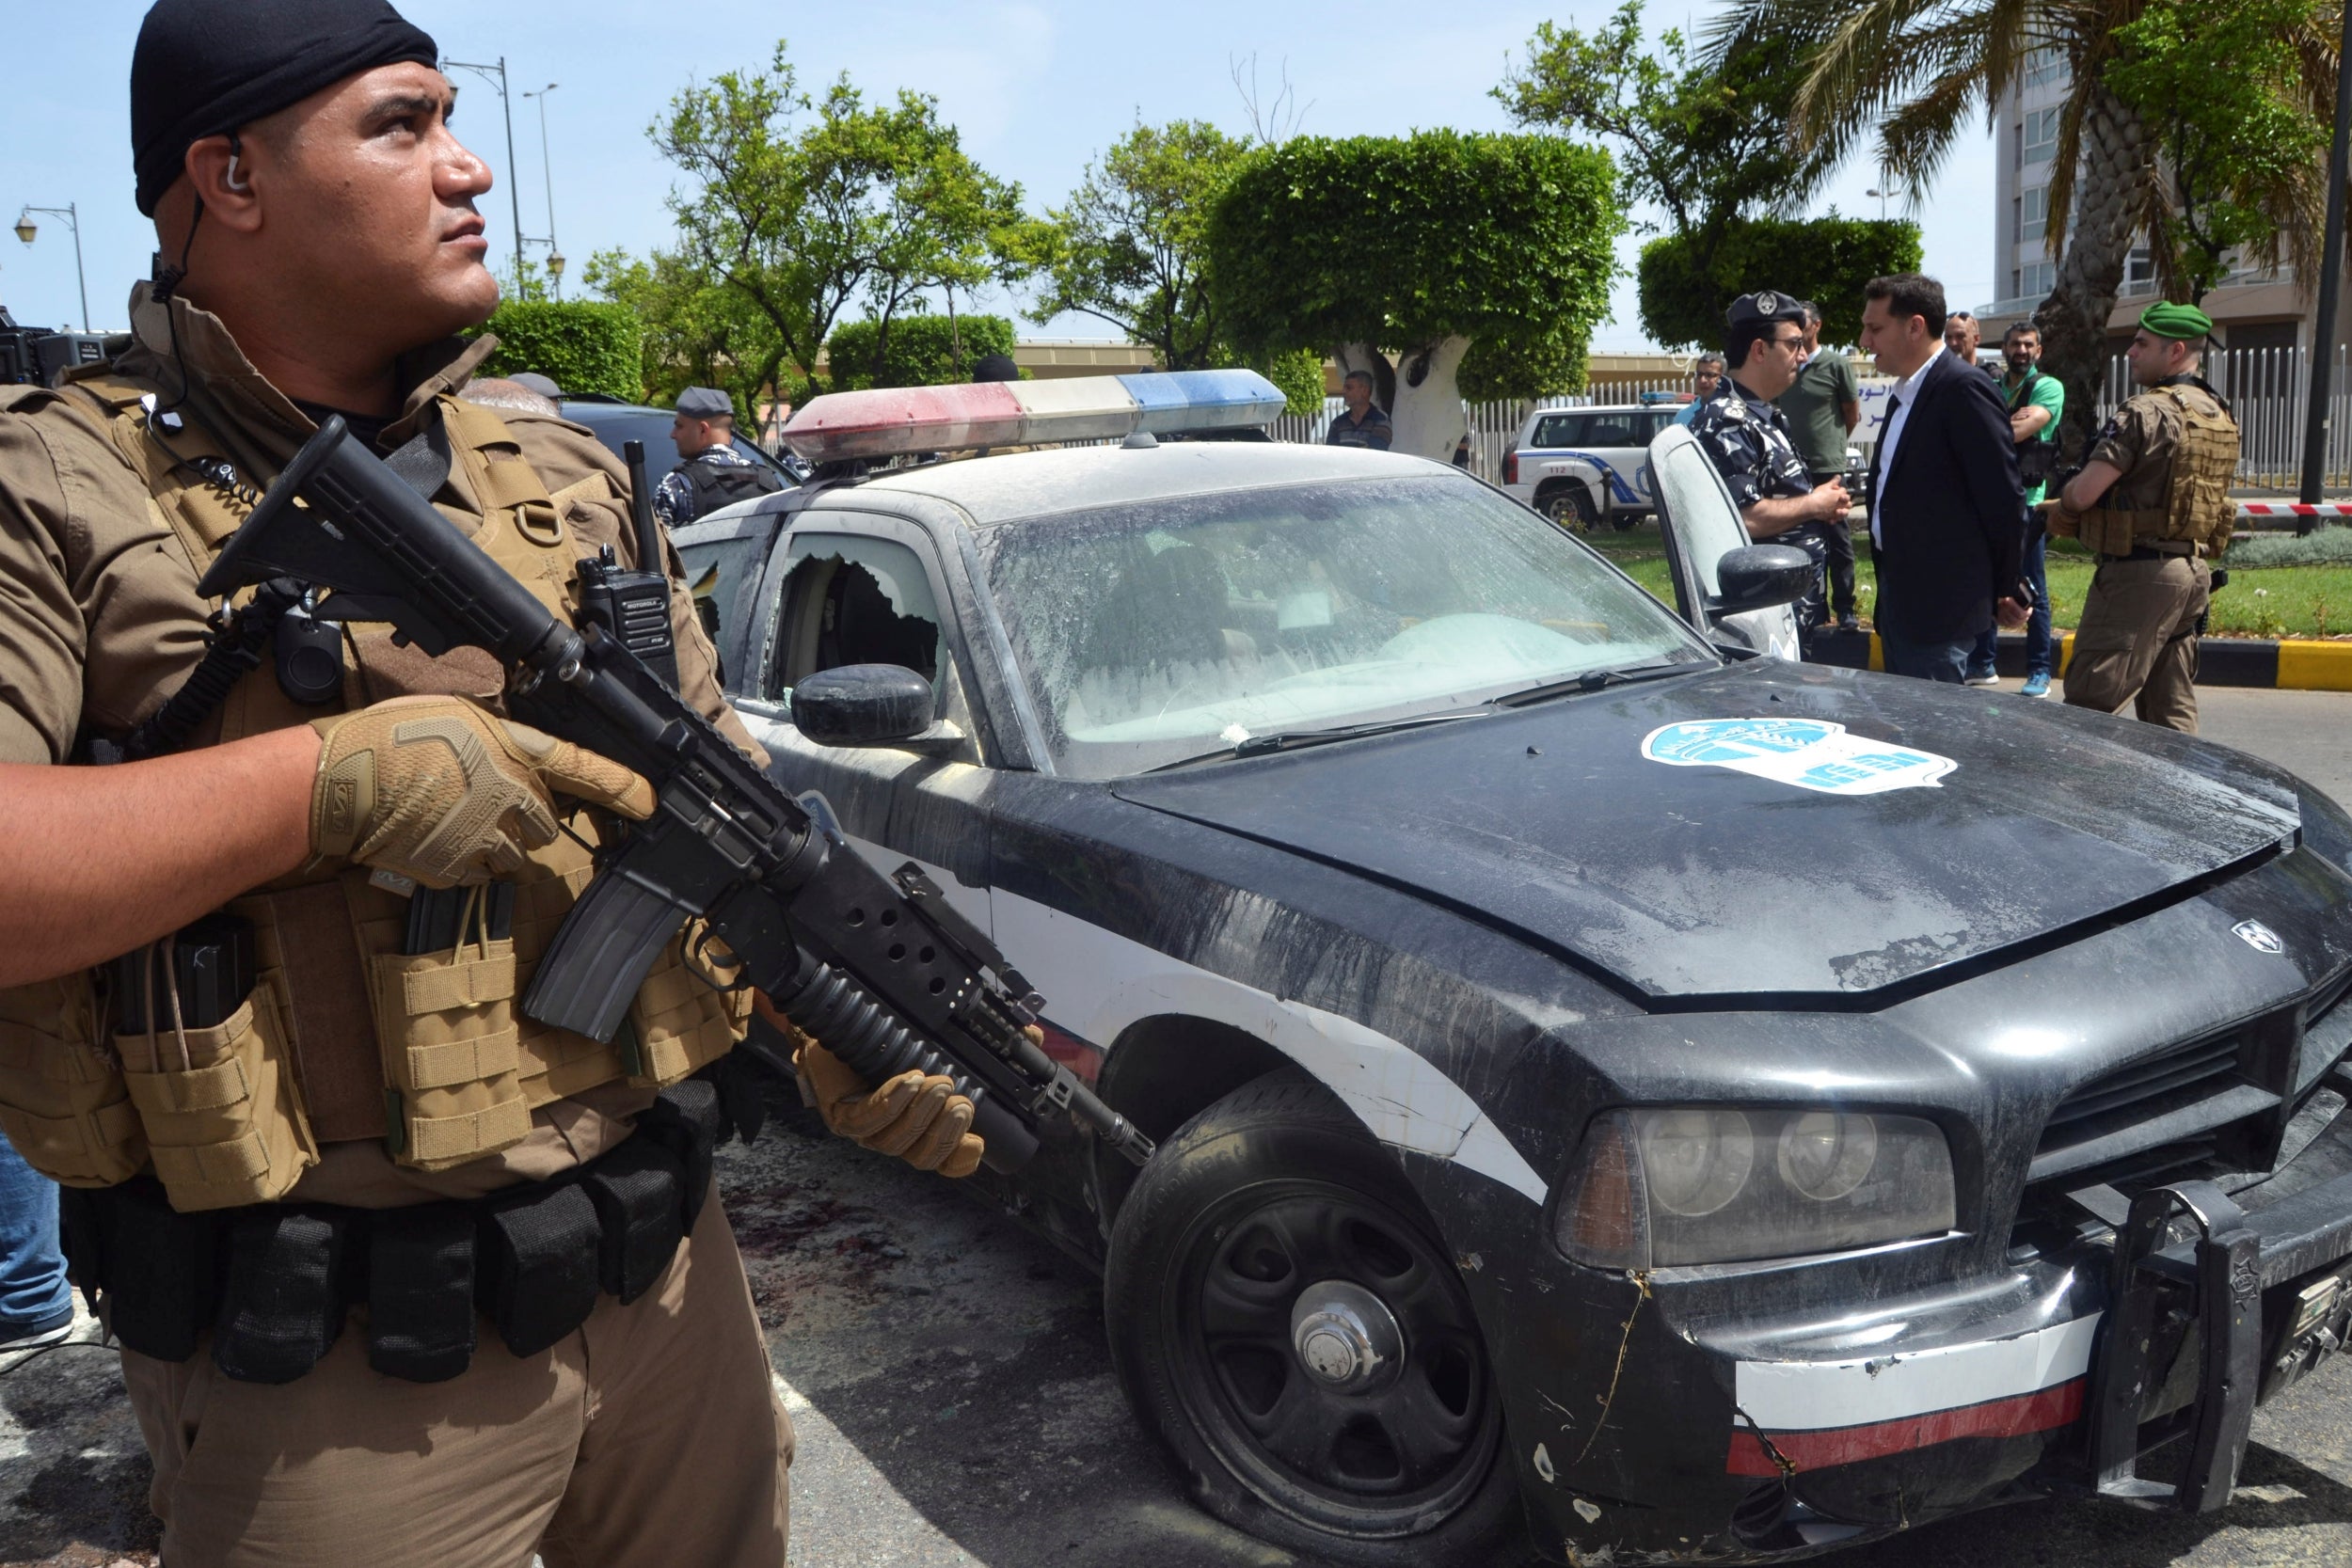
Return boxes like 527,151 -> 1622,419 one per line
576,439 -> 679,689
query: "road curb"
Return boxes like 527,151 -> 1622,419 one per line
1808,630 -> 2352,690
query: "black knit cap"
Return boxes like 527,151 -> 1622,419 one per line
132,0 -> 439,216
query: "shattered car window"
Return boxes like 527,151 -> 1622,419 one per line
978,475 -> 1711,778
769,534 -> 944,699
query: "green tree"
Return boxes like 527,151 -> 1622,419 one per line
824,313 -> 1018,388
608,41 -> 1025,413
1208,131 -> 1621,461
582,247 -> 785,411
1707,0 -> 2341,460
2106,0 -> 2328,305
470,300 -> 644,400
1028,119 -> 1251,372
1636,215 -> 1923,349
1497,2 -> 1830,282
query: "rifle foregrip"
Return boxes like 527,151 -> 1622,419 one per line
776,961 -> 1039,1174
522,867 -> 693,1043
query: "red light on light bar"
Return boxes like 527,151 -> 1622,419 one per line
782,383 -> 1026,463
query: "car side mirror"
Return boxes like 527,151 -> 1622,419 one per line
790,664 -> 958,752
1710,544 -> 1816,618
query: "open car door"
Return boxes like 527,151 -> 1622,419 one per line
1647,424 -> 1802,660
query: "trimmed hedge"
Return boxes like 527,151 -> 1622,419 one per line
472,301 -> 644,401
825,314 -> 1019,389
1638,217 -> 1923,351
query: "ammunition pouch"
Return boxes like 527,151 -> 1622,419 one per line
58,1069 -> 748,1384
0,373 -> 751,1204
2154,386 -> 2241,560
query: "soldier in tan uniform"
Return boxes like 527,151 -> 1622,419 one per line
2046,301 -> 2241,732
0,2 -> 978,1563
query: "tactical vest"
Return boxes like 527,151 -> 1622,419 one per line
0,372 -> 747,1212
680,453 -> 784,519
2051,385 -> 2241,561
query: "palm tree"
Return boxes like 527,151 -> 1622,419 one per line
1706,0 -> 2342,459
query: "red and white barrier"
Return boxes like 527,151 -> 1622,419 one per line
2238,501 -> 2352,519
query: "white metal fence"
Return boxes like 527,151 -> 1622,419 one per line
2095,345 -> 2347,488
1271,384 -> 1692,483
1270,351 -> 2352,490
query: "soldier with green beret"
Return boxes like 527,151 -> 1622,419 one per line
2044,301 -> 2240,732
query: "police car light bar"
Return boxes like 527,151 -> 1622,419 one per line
779,369 -> 1288,464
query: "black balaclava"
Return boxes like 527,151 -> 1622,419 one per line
133,0 -> 439,216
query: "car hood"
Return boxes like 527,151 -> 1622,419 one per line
1110,661 -> 2303,1004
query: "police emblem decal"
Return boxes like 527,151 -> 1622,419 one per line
1641,719 -> 1955,796
2233,919 -> 2285,955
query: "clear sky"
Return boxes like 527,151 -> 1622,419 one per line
2,1 -> 1997,353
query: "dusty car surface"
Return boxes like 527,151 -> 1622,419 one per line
675,375 -> 2352,1566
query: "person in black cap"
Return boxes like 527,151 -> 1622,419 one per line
1686,290 -> 1852,646
0,3 -> 983,1561
653,385 -> 782,528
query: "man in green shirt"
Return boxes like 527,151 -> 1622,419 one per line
1775,302 -> 1863,629
1966,322 -> 2065,693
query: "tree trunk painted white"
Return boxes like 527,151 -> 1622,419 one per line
1331,339 -> 1472,463
1388,337 -> 1472,464
2036,82 -> 2152,465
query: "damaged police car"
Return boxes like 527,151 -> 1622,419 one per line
678,372 -> 2352,1566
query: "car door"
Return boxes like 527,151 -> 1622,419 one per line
1647,423 -> 1802,659
673,507 -> 787,691
720,512 -> 998,920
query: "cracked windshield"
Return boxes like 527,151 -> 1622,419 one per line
981,475 -> 1710,777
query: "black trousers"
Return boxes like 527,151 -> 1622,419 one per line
1811,472 -> 1856,619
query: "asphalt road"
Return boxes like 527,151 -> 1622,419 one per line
8,685 -> 2352,1568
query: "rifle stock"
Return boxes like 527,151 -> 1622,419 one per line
199,417 -> 1158,1174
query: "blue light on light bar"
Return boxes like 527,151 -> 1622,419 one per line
1119,370 -> 1291,435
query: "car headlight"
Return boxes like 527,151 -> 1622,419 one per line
1556,1107 -> 1955,1270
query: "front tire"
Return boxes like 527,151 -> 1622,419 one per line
1538,483 -> 1598,532
1105,1070 -> 1523,1568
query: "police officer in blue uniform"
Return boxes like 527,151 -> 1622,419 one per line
1686,291 -> 1853,646
652,386 -> 783,529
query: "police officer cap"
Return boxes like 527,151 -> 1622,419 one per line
675,387 -> 735,420
2139,301 -> 2213,341
1724,290 -> 1808,330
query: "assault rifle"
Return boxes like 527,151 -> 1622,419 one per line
197,416 -> 1154,1176
0,306 -> 108,387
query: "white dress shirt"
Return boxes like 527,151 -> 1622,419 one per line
1870,347 -> 1948,547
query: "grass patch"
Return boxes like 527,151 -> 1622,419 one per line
1576,519 -> 2352,640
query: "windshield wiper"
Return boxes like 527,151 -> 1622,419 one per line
1487,658 -> 1705,708
1146,710 -> 1486,771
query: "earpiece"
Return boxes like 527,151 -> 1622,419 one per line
224,134 -> 250,194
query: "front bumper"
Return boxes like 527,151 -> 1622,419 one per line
1513,1092 -> 2352,1562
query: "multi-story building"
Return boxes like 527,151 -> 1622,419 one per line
1979,51 -> 2330,356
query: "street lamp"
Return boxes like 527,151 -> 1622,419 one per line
13,203 -> 90,332
1866,186 -> 1908,221
522,83 -> 563,299
442,55 -> 528,294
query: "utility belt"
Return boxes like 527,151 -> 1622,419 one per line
2096,540 -> 2199,564
58,1074 -> 755,1385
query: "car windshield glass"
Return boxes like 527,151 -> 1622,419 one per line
977,474 -> 1713,779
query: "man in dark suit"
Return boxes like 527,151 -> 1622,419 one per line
1859,275 -> 2029,681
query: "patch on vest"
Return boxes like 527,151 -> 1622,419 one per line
1641,719 -> 1954,795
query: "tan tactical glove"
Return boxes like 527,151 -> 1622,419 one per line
788,1026 -> 987,1179
309,695 -> 655,888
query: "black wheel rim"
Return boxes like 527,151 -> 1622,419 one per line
1166,1179 -> 1501,1537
